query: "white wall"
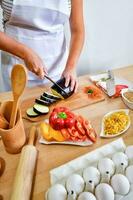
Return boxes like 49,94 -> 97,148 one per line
77,0 -> 133,75
0,0 -> 133,81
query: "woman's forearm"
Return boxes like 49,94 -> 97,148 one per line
65,0 -> 85,70
65,30 -> 85,69
0,31 -> 28,59
0,31 -> 46,78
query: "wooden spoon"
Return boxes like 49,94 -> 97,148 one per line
9,64 -> 27,128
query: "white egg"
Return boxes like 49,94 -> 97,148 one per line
98,158 -> 115,175
67,190 -> 77,200
98,158 -> 115,183
112,152 -> 128,174
126,165 -> 133,184
125,146 -> 133,165
111,174 -> 130,195
78,192 -> 96,200
95,183 -> 114,200
83,167 -> 101,185
66,174 -> 85,195
115,194 -> 124,200
46,184 -> 67,200
83,166 -> 100,192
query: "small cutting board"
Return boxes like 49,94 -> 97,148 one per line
21,84 -> 105,122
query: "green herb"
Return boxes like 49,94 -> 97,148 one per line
87,89 -> 93,94
101,77 -> 110,82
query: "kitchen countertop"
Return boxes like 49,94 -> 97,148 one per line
0,66 -> 133,200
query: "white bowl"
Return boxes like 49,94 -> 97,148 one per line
121,88 -> 133,110
100,109 -> 130,138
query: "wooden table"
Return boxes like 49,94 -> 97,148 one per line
0,66 -> 133,200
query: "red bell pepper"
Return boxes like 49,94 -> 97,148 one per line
49,107 -> 75,130
112,85 -> 128,98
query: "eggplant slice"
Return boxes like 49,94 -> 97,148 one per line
33,103 -> 49,115
26,107 -> 39,118
43,92 -> 61,100
40,95 -> 57,104
51,77 -> 74,99
35,98 -> 51,106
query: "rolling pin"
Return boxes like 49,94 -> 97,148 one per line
10,126 -> 38,200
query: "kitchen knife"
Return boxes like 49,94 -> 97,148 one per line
44,75 -> 69,97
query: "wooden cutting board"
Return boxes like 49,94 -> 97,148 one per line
21,84 -> 105,122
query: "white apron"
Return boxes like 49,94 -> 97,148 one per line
1,0 -> 70,91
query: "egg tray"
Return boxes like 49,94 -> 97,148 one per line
46,138 -> 133,200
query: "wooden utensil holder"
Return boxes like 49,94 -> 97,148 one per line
0,101 -> 26,154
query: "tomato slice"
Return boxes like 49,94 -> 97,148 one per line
77,115 -> 97,143
68,127 -> 84,139
61,128 -> 71,140
86,128 -> 97,143
75,120 -> 86,135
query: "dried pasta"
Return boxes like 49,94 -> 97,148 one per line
104,111 -> 129,135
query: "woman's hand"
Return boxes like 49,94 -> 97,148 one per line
23,48 -> 47,79
62,68 -> 78,93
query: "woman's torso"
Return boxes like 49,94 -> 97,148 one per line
0,0 -> 71,25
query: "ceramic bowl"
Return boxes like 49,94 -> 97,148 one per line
121,88 -> 133,110
100,109 -> 130,138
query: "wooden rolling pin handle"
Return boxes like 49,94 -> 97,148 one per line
28,126 -> 37,145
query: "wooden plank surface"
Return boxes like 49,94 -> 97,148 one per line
0,66 -> 133,200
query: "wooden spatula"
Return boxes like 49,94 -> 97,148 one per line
9,64 -> 27,128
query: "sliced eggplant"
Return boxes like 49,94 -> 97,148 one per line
51,77 -> 74,99
40,95 -> 57,104
33,103 -> 49,115
43,92 -> 61,100
26,107 -> 39,118
35,98 -> 51,106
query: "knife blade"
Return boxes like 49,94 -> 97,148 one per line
44,75 -> 69,96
